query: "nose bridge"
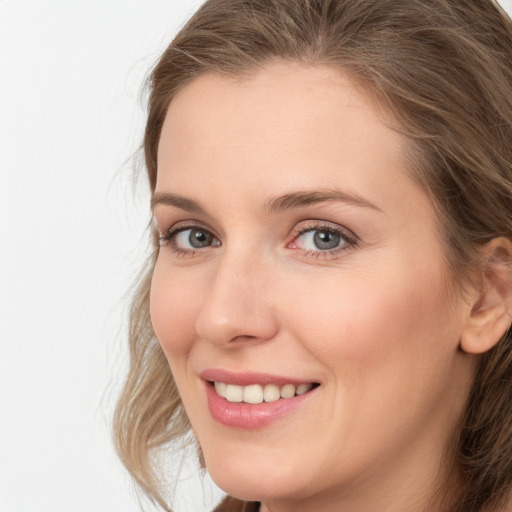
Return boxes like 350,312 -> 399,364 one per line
194,243 -> 278,346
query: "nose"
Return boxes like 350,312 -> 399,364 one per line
194,249 -> 279,347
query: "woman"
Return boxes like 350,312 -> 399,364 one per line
113,1 -> 512,511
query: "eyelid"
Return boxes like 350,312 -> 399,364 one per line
293,220 -> 357,240
158,219 -> 217,238
158,220 -> 221,253
287,219 -> 358,257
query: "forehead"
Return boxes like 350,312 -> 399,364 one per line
157,62 -> 405,186
155,61 -> 433,232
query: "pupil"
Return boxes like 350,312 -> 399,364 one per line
189,229 -> 212,248
313,231 -> 340,250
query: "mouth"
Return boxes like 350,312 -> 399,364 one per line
201,369 -> 321,428
210,381 -> 320,404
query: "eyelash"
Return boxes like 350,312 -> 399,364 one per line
158,221 -> 218,258
158,220 -> 358,259
290,220 -> 358,259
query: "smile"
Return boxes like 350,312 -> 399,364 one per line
201,370 -> 320,428
213,381 -> 316,404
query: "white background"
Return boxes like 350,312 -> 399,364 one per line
0,1 -> 223,511
1,1 -> 512,511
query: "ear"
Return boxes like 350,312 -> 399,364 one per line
460,237 -> 512,355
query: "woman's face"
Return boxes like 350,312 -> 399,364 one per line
151,63 -> 476,510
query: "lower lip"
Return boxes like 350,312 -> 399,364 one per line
204,382 -> 317,429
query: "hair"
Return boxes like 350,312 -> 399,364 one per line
113,1 -> 512,511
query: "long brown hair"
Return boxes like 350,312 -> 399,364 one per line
113,1 -> 512,510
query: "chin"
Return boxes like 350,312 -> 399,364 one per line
204,448 -> 309,503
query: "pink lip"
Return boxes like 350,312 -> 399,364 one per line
201,368 -> 315,386
201,369 -> 319,429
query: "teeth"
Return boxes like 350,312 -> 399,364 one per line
243,384 -> 263,404
225,384 -> 243,403
214,382 -> 314,403
263,384 -> 281,402
214,381 -> 227,398
280,384 -> 296,399
296,383 -> 311,395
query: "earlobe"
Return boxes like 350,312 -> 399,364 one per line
460,238 -> 512,355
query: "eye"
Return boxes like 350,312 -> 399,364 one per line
288,221 -> 357,256
297,229 -> 342,250
175,228 -> 216,249
159,224 -> 220,254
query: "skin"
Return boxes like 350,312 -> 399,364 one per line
150,62 -> 479,512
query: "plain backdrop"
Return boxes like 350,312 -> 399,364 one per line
0,1 -> 223,511
2,1 -> 512,511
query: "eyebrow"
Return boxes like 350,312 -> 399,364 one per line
151,192 -> 207,214
151,188 -> 382,215
264,189 -> 382,214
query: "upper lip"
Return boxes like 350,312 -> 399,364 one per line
200,368 -> 318,386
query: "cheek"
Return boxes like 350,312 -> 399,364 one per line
277,261 -> 466,460
282,261 -> 457,377
150,260 -> 201,359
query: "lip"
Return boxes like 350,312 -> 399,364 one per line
200,368 -> 315,386
201,369 -> 319,429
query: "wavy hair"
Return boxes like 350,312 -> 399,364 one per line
113,1 -> 512,510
